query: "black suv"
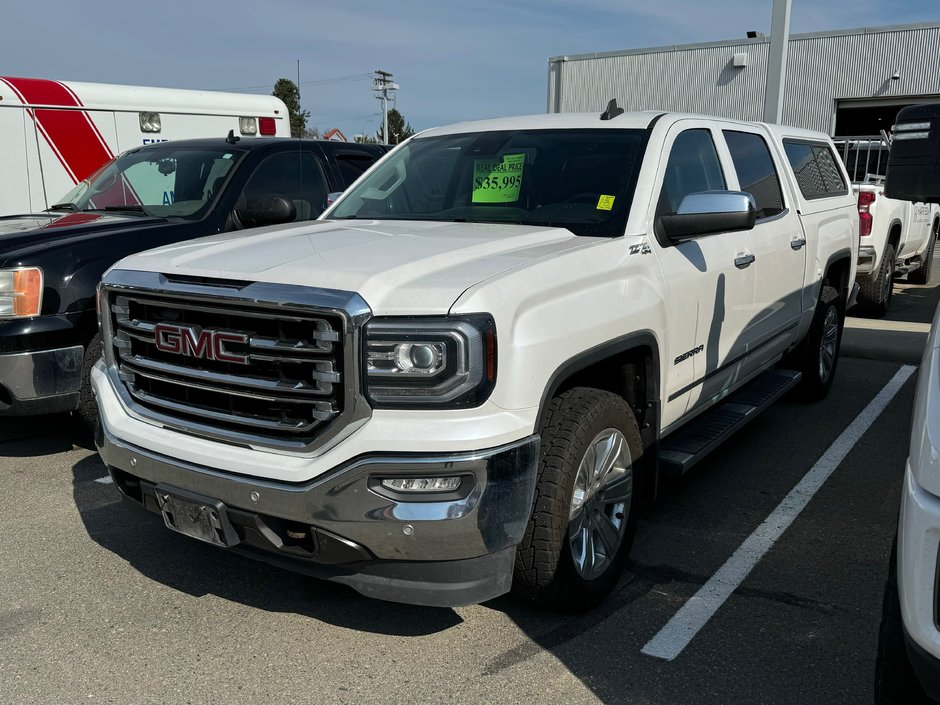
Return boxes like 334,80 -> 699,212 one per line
0,136 -> 387,425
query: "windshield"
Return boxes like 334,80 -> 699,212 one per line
52,145 -> 246,218
328,129 -> 647,237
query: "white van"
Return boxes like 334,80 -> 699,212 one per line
0,76 -> 289,216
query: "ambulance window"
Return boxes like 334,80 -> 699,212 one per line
236,152 -> 330,223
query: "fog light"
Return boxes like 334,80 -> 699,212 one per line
381,477 -> 461,493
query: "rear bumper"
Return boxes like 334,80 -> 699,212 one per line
0,345 -> 83,415
857,245 -> 878,279
95,421 -> 539,607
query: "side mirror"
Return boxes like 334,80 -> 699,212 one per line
236,194 -> 296,228
326,191 -> 344,207
660,191 -> 757,241
885,104 -> 940,203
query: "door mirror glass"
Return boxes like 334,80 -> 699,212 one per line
660,190 -> 757,241
236,194 -> 297,228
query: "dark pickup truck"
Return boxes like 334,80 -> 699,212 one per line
0,136 -> 387,425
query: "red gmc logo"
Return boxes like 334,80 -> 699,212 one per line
153,323 -> 249,365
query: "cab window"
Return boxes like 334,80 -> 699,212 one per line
657,129 -> 726,217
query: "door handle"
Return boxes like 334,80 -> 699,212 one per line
734,254 -> 756,269
790,238 -> 807,250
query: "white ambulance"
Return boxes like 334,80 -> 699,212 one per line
0,76 -> 289,216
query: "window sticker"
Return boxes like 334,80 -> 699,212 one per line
596,195 -> 616,211
472,153 -> 525,203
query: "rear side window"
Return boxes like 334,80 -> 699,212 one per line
657,129 -> 726,216
784,141 -> 849,199
723,131 -> 785,219
334,151 -> 382,188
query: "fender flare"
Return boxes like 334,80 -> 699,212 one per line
535,329 -> 661,433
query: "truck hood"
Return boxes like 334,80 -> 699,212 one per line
0,213 -> 60,234
122,219 -> 594,314
0,212 -> 168,262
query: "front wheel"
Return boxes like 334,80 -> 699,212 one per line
76,333 -> 102,432
513,388 -> 642,610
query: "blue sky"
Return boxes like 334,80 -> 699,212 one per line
5,0 -> 938,139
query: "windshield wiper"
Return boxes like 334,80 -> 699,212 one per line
46,202 -> 78,212
102,205 -> 146,213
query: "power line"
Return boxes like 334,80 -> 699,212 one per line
206,72 -> 373,92
311,112 -> 380,121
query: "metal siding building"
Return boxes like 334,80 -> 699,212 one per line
548,22 -> 940,135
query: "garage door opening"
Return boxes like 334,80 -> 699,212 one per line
835,96 -> 940,137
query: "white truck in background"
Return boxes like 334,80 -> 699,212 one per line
0,76 -> 289,217
836,138 -> 939,317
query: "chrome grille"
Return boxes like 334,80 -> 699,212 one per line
106,286 -> 355,449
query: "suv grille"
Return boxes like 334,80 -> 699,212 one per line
108,291 -> 347,447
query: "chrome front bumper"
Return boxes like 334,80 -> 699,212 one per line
95,423 -> 539,606
0,345 -> 83,414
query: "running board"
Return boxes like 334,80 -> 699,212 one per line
659,369 -> 802,476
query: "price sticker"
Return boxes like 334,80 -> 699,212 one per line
596,195 -> 616,211
472,154 -> 525,203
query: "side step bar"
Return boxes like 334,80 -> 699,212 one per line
659,369 -> 802,476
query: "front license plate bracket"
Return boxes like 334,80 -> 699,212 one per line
155,484 -> 240,548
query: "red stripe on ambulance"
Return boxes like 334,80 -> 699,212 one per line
42,213 -> 104,229
0,77 -> 113,183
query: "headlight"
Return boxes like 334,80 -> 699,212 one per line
0,267 -> 43,318
364,315 -> 496,408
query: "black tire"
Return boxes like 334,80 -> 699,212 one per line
513,387 -> 642,611
76,333 -> 102,432
875,539 -> 935,705
790,285 -> 843,400
858,242 -> 896,318
908,221 -> 938,286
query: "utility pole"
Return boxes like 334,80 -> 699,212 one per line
373,69 -> 398,143
763,0 -> 792,123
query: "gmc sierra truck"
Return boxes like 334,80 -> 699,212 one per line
0,136 -> 385,426
93,107 -> 858,609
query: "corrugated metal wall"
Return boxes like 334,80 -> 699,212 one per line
549,24 -> 940,134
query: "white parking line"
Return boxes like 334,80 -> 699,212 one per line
93,475 -> 113,484
641,364 -> 916,662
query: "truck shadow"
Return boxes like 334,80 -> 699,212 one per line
0,413 -> 93,458
885,277 -> 940,324
70,453 -> 462,637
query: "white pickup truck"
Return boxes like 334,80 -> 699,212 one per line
837,139 -> 939,316
92,107 -> 858,609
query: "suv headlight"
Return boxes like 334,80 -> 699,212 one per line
364,315 -> 496,408
0,267 -> 43,318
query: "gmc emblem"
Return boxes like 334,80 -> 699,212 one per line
153,323 -> 249,365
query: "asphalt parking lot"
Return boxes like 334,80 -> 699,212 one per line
1,271 -> 938,705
